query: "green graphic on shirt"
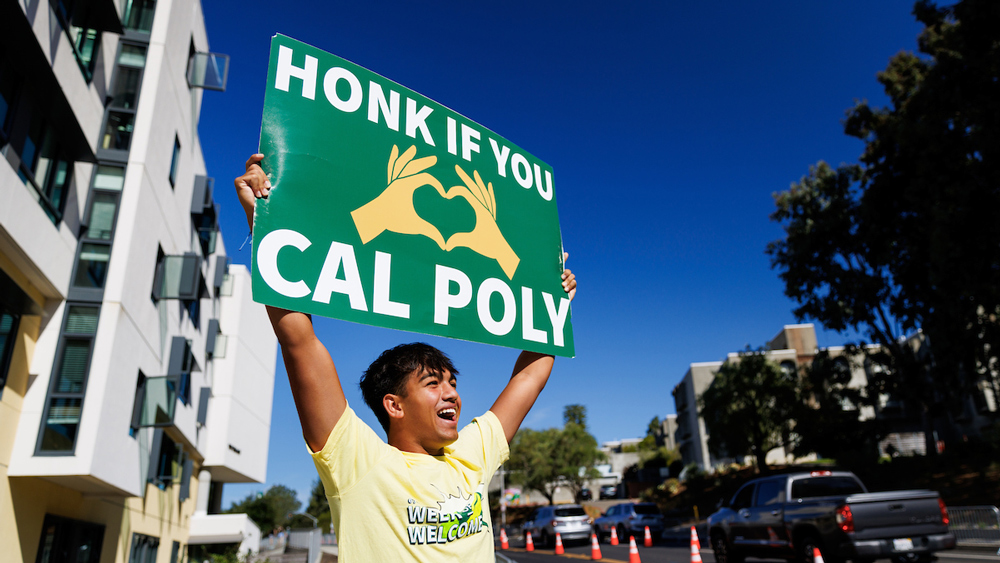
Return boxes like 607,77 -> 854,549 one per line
405,485 -> 489,545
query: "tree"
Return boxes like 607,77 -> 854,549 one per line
768,0 -> 1000,451
305,479 -> 332,532
507,405 -> 605,504
636,416 -> 681,475
698,348 -> 799,473
226,484 -> 301,535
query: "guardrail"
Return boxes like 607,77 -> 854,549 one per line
949,506 -> 1000,547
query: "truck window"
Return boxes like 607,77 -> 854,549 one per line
732,484 -> 755,509
790,476 -> 865,499
755,480 -> 785,506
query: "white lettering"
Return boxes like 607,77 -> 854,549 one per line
447,117 -> 457,156
542,292 -> 570,347
511,153 -> 532,189
448,525 -> 458,541
489,138 -> 510,178
275,46 -> 316,100
367,82 -> 400,131
460,123 -> 480,161
408,526 -> 426,545
427,508 -> 438,524
257,229 -> 312,298
405,98 -> 435,146
434,265 -> 472,325
477,278 -> 516,336
534,164 -> 553,201
521,287 -> 547,344
312,241 -> 368,311
427,525 -> 437,543
373,251 -> 409,318
458,522 -> 468,538
407,506 -> 426,524
322,67 -> 362,112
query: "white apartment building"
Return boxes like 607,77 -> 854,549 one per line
0,1 -> 277,562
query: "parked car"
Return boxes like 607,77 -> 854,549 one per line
522,504 -> 592,547
577,488 -> 593,501
593,502 -> 665,543
599,484 -> 618,499
707,471 -> 955,563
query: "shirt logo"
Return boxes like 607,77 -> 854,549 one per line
405,484 -> 489,545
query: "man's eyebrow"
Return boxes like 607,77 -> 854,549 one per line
418,370 -> 444,382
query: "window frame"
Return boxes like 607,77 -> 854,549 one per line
35,303 -> 101,455
68,168 -> 125,301
35,513 -> 106,563
168,135 -> 180,187
97,42 -> 149,161
0,307 -> 21,400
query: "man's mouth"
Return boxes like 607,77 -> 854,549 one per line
437,407 -> 457,421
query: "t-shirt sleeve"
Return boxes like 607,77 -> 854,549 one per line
451,410 -> 510,474
309,404 -> 389,498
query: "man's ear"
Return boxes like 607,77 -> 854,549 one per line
384,394 -> 404,420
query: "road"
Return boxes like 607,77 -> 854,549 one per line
495,538 -> 998,563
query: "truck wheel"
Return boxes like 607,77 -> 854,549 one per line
712,533 -> 744,563
617,525 -> 628,544
540,530 -> 551,548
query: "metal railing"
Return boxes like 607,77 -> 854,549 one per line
949,506 -> 1000,547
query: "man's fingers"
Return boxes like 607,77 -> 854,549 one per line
561,268 -> 576,302
245,153 -> 264,171
238,154 -> 272,198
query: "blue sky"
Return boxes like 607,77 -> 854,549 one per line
198,1 -> 926,508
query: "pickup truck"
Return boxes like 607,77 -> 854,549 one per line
707,471 -> 955,563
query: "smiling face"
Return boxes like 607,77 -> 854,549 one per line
388,367 -> 462,455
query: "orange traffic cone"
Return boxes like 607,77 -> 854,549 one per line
525,531 -> 534,552
690,526 -> 702,563
628,536 -> 641,563
555,532 -> 565,555
500,528 -> 509,550
644,526 -> 653,547
610,526 -> 619,546
813,547 -> 825,563
590,533 -> 603,560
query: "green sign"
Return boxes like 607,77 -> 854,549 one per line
252,35 -> 574,357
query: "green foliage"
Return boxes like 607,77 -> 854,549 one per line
768,0 -> 1000,446
698,348 -> 799,472
305,478 -> 332,532
636,415 -> 681,471
507,405 -> 605,504
226,484 -> 301,535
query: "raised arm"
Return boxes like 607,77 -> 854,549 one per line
489,259 -> 576,443
235,154 -> 346,452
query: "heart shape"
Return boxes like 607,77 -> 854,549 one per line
412,184 -> 477,243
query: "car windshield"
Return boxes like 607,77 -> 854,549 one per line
555,507 -> 587,517
634,504 -> 660,515
791,477 -> 864,498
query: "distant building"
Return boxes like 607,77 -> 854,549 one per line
0,1 -> 277,562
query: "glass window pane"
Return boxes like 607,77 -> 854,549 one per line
169,137 -> 180,186
41,397 -> 82,451
187,52 -> 229,91
43,160 -> 71,217
93,166 -> 125,191
118,45 -> 147,68
111,67 -> 142,109
102,112 -> 135,150
74,244 -> 111,288
212,334 -> 227,359
55,339 -> 90,393
0,312 -> 18,387
124,0 -> 157,32
86,193 -> 118,240
65,306 -> 100,335
139,376 -> 176,426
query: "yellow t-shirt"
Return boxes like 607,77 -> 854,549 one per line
311,405 -> 509,562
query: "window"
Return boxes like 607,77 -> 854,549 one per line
123,0 -> 157,33
37,305 -> 100,453
152,253 -> 202,300
168,337 -> 196,406
0,51 -> 19,143
755,480 -> 785,506
73,243 -> 111,288
151,432 -> 185,488
0,310 -> 20,398
790,477 -> 864,499
129,533 -> 159,563
16,109 -> 73,223
129,371 -> 145,436
168,135 -> 180,187
731,484 -> 755,510
35,514 -> 105,563
70,166 -> 124,301
187,51 -> 229,91
51,0 -> 101,81
100,44 -> 147,155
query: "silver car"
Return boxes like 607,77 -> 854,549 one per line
522,504 -> 592,547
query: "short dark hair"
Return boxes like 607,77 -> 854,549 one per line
359,343 -> 459,433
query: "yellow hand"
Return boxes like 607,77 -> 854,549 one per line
351,145 -> 448,249
443,165 -> 520,279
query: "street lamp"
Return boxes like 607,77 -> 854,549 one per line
287,512 -> 318,528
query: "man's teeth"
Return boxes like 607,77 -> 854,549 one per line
438,408 -> 456,418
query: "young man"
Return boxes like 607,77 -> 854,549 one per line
235,154 -> 576,562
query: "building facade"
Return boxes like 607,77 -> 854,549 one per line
0,1 -> 277,562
